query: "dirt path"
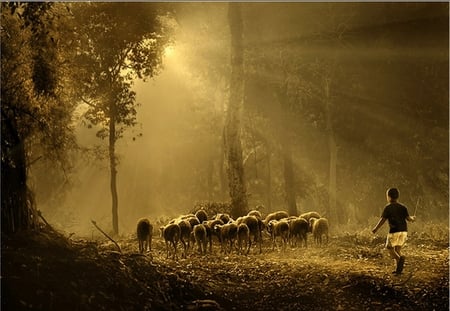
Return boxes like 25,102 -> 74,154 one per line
152,237 -> 449,311
2,230 -> 448,311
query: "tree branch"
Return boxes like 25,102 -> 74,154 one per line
79,96 -> 98,108
91,219 -> 122,253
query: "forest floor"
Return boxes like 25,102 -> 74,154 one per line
2,224 -> 449,311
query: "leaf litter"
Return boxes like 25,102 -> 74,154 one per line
2,226 -> 448,310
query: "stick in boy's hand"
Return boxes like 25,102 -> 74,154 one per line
413,197 -> 420,217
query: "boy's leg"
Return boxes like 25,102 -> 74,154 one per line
394,246 -> 402,257
387,246 -> 401,273
395,246 -> 405,273
387,247 -> 400,261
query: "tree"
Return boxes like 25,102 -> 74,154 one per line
170,3 -> 231,202
1,2 -> 76,233
225,2 -> 248,218
72,3 -> 171,234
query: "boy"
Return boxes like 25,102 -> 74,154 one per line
372,188 -> 416,274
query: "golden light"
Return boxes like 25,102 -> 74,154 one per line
164,45 -> 175,58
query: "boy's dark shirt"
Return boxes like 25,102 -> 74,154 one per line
381,202 -> 409,233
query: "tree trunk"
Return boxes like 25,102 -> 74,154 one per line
275,76 -> 297,216
219,133 -> 228,200
109,103 -> 119,235
282,142 -> 297,216
225,2 -> 248,218
324,77 -> 338,223
207,153 -> 214,201
1,114 -> 31,233
266,150 -> 272,212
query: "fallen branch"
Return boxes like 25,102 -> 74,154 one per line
37,210 -> 56,232
91,220 -> 122,254
37,210 -> 71,245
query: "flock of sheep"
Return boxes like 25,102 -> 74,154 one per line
136,209 -> 329,259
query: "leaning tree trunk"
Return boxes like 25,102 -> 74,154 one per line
109,102 -> 119,235
225,2 -> 248,218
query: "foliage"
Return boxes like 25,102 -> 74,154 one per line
68,3 -> 173,234
1,2 -> 77,232
71,2 -> 172,140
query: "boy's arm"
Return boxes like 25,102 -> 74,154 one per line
407,215 -> 416,222
372,217 -> 386,234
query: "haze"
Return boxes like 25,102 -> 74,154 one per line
30,3 -> 448,237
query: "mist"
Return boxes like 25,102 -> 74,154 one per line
29,2 -> 448,236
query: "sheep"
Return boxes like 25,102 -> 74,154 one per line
236,215 -> 263,254
170,214 -> 200,229
288,217 -> 309,248
247,210 -> 262,220
267,219 -> 289,251
136,218 -> 153,254
160,223 -> 181,259
312,217 -> 329,246
170,214 -> 195,223
193,223 -> 208,255
203,219 -> 224,253
299,211 -> 322,222
214,213 -> 231,224
237,223 -> 250,255
195,209 -> 208,223
263,210 -> 289,226
214,222 -> 238,254
175,219 -> 192,258
308,217 -> 318,233
186,215 -> 201,228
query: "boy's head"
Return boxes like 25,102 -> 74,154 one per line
386,188 -> 399,202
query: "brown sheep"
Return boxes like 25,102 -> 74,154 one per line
195,209 -> 208,223
175,219 -> 192,258
160,223 -> 181,259
170,214 -> 195,223
203,219 -> 224,253
137,218 -> 153,254
299,211 -> 322,222
312,217 -> 329,246
247,210 -> 262,220
214,222 -> 238,254
288,217 -> 309,248
170,214 -> 200,229
308,217 -> 318,233
186,215 -> 201,228
267,219 -> 289,251
236,215 -> 263,254
193,223 -> 208,255
264,211 -> 289,226
214,213 -> 231,224
237,223 -> 250,255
